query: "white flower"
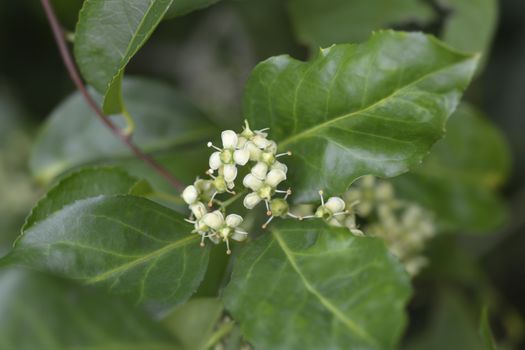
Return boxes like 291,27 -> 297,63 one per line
242,169 -> 287,209
304,191 -> 348,221
251,161 -> 288,180
182,185 -> 199,205
207,130 -> 250,182
224,214 -> 248,241
201,210 -> 248,254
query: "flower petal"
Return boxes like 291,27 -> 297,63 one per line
225,214 -> 243,228
223,164 -> 238,183
265,169 -> 286,188
221,130 -> 238,149
271,161 -> 288,174
209,151 -> 222,170
232,230 -> 248,241
265,140 -> 278,153
202,211 -> 224,230
237,136 -> 248,148
244,141 -> 262,161
251,162 -> 268,180
252,134 -> 270,149
189,202 -> 207,219
326,197 -> 346,213
243,192 -> 262,209
233,148 -> 250,166
243,174 -> 263,191
182,185 -> 198,204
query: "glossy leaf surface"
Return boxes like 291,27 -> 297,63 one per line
30,78 -> 215,184
23,167 -> 149,231
245,31 -> 478,201
0,268 -> 178,350
223,220 -> 411,350
4,195 -> 209,308
74,0 -> 174,113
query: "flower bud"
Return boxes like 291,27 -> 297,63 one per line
270,198 -> 289,217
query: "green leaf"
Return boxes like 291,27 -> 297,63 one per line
3,195 -> 210,308
165,0 -> 220,19
74,0 -> 174,114
245,31 -> 478,201
288,0 -> 434,48
162,298 -> 224,350
23,166 -> 149,232
0,268 -> 178,350
30,77 -> 215,184
392,103 -> 510,232
441,0 -> 498,70
479,307 -> 498,350
223,220 -> 411,350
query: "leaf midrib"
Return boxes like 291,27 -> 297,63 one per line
272,229 -> 379,346
86,234 -> 198,284
277,55 -> 474,149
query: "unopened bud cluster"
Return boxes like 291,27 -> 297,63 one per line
348,176 -> 435,275
295,176 -> 436,276
182,121 -> 295,254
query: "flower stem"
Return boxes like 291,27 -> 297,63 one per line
39,0 -> 184,191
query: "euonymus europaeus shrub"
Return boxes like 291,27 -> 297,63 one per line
0,0 -> 511,349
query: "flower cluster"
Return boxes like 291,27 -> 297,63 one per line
296,176 -> 436,276
182,121 -> 294,253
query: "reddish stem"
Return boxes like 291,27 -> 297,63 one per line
40,0 -> 184,191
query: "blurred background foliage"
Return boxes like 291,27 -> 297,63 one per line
0,0 -> 524,349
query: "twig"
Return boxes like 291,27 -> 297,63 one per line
40,0 -> 184,191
